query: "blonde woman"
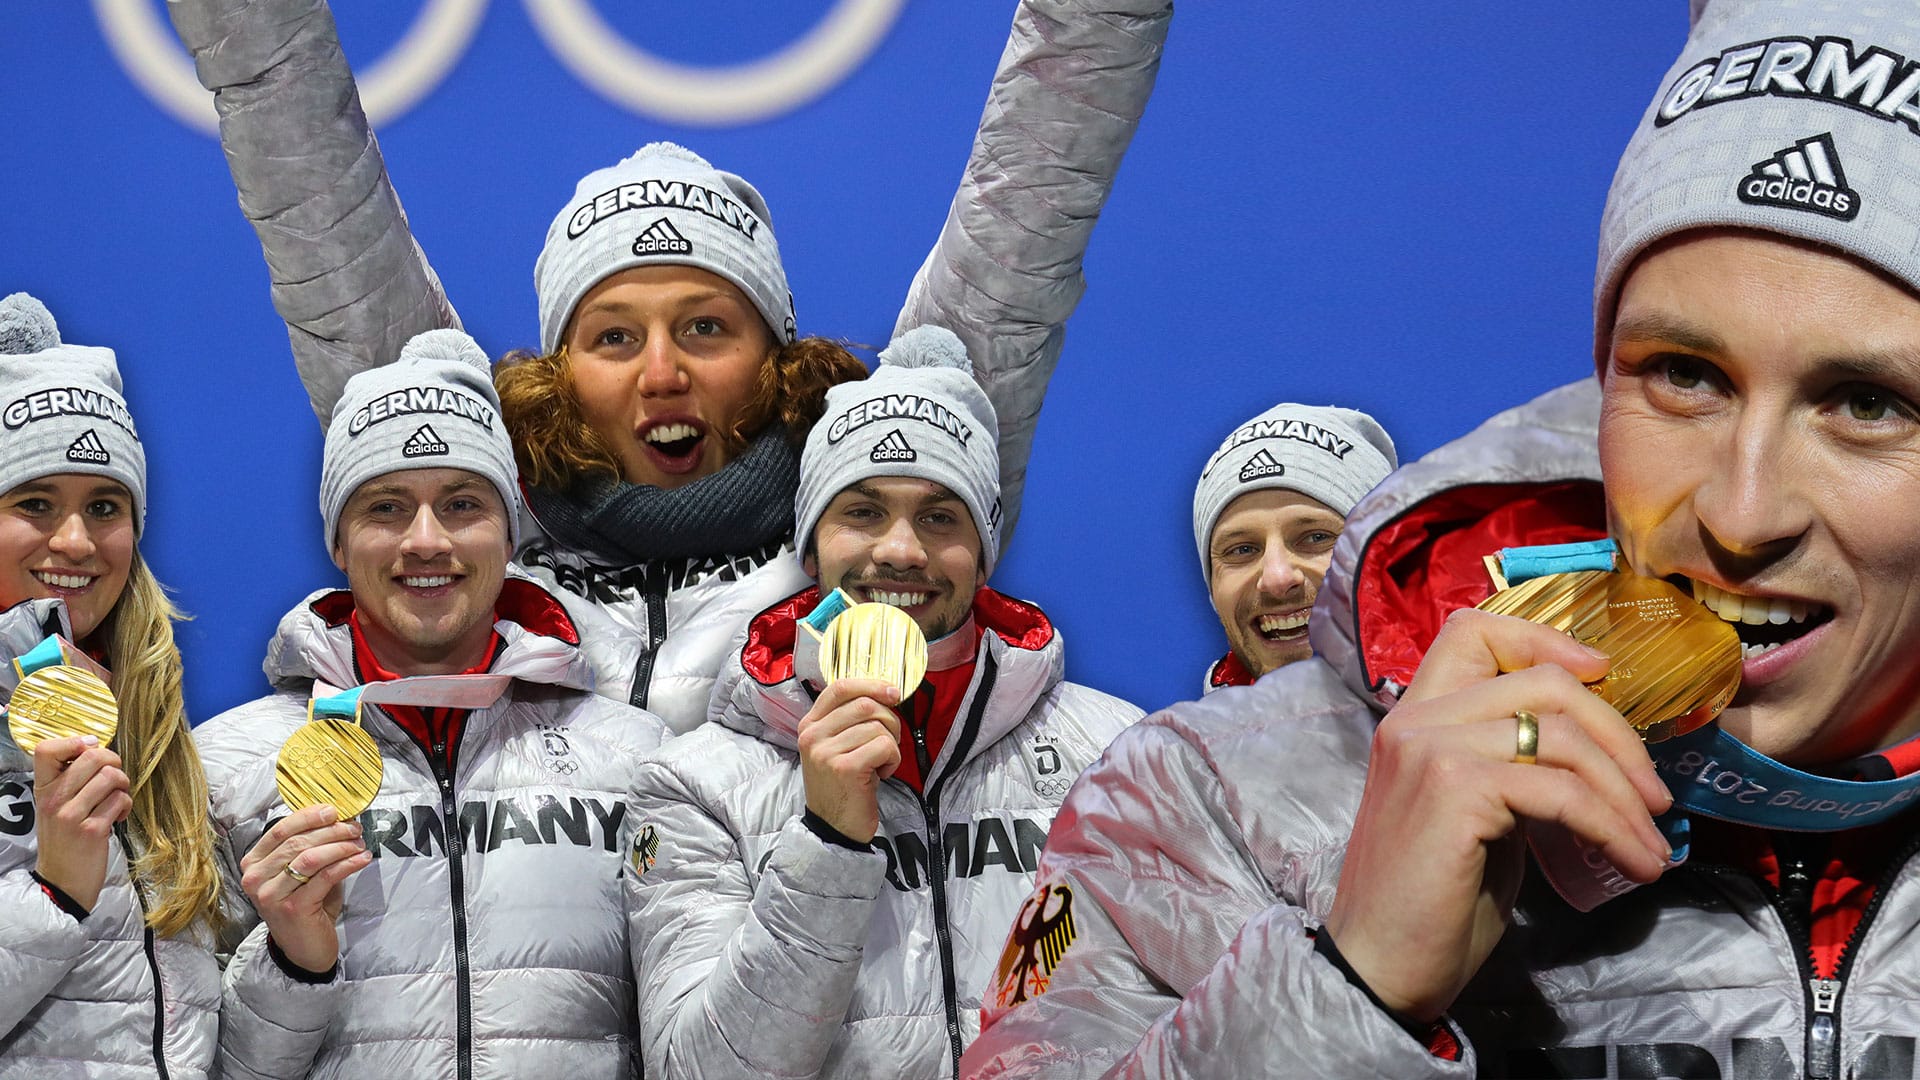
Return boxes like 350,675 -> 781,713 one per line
0,293 -> 221,1079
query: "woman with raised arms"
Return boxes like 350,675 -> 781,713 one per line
167,0 -> 1172,732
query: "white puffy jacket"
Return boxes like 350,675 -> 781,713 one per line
966,379 -> 1920,1079
626,586 -> 1141,1079
0,598 -> 219,1079
193,577 -> 667,1080
166,0 -> 1170,733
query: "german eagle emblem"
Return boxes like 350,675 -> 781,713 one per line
629,824 -> 660,879
992,882 -> 1078,1008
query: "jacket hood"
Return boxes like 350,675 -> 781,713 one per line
716,585 -> 1064,760
261,569 -> 599,693
1317,377 -> 1610,709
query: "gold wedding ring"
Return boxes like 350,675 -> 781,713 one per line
284,864 -> 313,885
1513,709 -> 1540,765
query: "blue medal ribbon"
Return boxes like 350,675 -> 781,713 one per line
309,686 -> 365,723
12,635 -> 72,679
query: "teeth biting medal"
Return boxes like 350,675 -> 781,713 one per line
1477,551 -> 1741,743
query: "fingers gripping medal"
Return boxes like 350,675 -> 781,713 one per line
1477,569 -> 1741,742
820,602 -> 929,699
277,689 -> 383,818
7,641 -> 118,754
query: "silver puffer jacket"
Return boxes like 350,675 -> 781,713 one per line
0,599 -> 219,1079
627,587 -> 1141,1079
965,377 -> 1920,1079
166,0 -> 1170,733
193,577 -> 667,1080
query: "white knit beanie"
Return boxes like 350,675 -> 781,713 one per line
0,293 -> 147,535
1192,403 -> 1396,580
795,326 -> 1003,576
535,142 -> 796,355
321,329 -> 521,548
1595,1 -> 1920,362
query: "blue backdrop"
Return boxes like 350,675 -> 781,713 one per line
0,2 -> 1683,722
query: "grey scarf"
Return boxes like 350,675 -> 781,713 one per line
523,429 -> 800,564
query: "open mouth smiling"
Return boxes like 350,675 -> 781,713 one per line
1254,609 -> 1310,642
639,418 -> 707,472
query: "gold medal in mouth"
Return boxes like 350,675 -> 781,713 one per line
820,601 -> 929,700
7,666 -> 118,755
277,716 -> 385,819
1477,570 -> 1741,742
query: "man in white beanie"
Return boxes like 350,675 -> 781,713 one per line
625,325 -> 1140,1079
966,3 -> 1920,1076
192,329 -> 666,1079
1193,404 -> 1395,691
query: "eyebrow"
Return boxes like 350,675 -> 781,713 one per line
1615,312 -> 1920,386
1610,312 -> 1726,355
1811,350 -> 1920,387
578,290 -> 738,318
349,477 -> 487,504
9,481 -> 130,498
846,482 -> 963,509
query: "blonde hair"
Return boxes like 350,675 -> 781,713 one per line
495,337 -> 870,493
99,551 -> 222,939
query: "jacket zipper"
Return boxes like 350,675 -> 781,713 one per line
1771,835 -> 1832,1080
1696,828 -> 1920,1080
910,654 -> 996,1080
395,715 -> 476,1080
118,823 -> 173,1080
628,563 -> 668,710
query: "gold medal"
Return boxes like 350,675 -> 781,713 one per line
820,602 -> 929,700
1477,570 -> 1741,742
276,718 -> 384,818
7,666 -> 118,754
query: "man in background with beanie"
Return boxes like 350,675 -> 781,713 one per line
966,3 -> 1920,1076
625,326 -> 1140,1080
1194,403 -> 1395,691
193,328 -> 666,1079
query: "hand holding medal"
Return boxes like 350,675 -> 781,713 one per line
794,590 -> 928,845
1325,545 -> 1678,1021
5,636 -> 131,913
242,688 -> 386,976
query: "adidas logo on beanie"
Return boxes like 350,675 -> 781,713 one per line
1193,402 -> 1397,581
795,326 -> 1004,576
0,293 -> 148,535
320,329 -> 521,549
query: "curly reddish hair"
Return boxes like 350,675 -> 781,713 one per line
495,336 -> 869,493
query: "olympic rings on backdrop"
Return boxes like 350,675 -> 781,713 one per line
94,0 -> 905,133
